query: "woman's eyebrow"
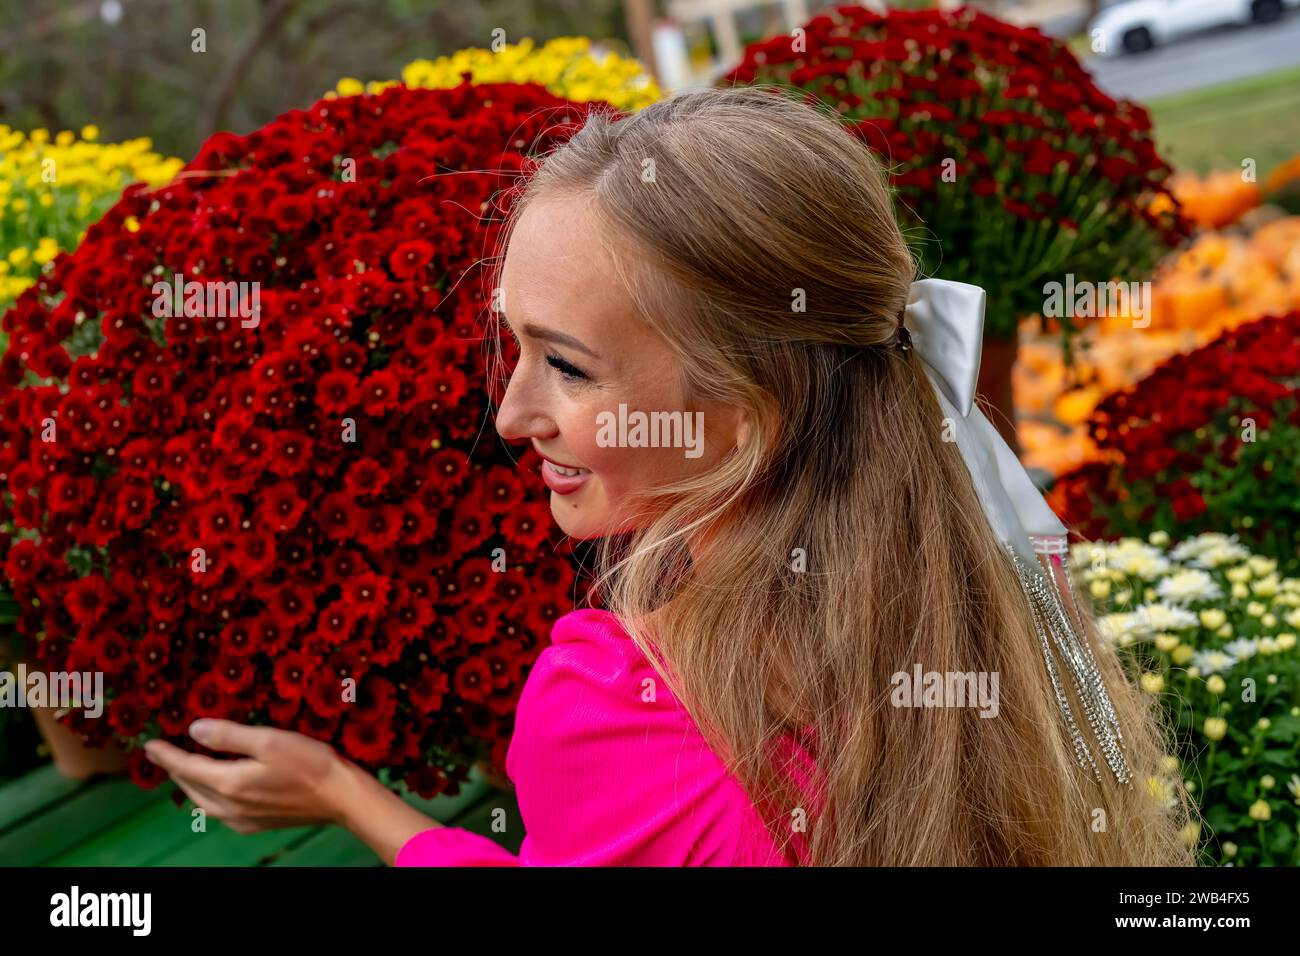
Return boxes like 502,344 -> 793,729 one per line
523,324 -> 600,359
506,312 -> 601,360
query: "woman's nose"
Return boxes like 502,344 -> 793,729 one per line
494,366 -> 553,445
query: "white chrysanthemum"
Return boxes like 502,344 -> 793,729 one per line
1170,533 -> 1238,562
1252,576 -> 1280,598
1191,649 -> 1238,675
1070,542 -> 1113,579
1108,546 -> 1172,581
1248,556 -> 1278,576
1097,612 -> 1140,642
1133,603 -> 1199,632
1192,540 -> 1252,569
1156,569 -> 1223,605
1223,638 -> 1259,661
1070,542 -> 1099,568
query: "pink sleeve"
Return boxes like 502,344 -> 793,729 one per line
394,826 -> 520,867
394,609 -> 781,866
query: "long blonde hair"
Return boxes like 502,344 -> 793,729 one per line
489,85 -> 1197,866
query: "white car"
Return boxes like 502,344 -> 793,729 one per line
1089,0 -> 1290,55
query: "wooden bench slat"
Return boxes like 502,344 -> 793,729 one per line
46,795 -> 205,867
267,827 -> 384,867
0,763 -> 89,834
2,760 -> 524,867
270,771 -> 501,867
146,820 -> 317,867
0,776 -> 167,866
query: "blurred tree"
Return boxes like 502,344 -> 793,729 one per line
0,0 -> 633,158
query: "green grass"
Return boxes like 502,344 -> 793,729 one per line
1146,64 -> 1300,176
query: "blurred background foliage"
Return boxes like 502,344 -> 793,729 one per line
0,0 -> 633,159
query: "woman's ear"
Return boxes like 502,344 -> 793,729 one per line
736,413 -> 752,450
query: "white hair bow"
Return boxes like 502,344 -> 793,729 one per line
902,277 -> 1132,786
904,278 -> 1067,570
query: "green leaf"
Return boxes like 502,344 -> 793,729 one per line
1271,824 -> 1294,854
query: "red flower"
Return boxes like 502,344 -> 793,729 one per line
409,668 -> 450,714
723,5 -> 1190,341
359,369 -> 401,416
256,480 -> 308,532
128,749 -> 169,790
185,673 -> 231,721
305,670 -> 347,718
453,657 -> 493,702
316,370 -> 359,414
388,240 -> 435,280
114,479 -> 156,530
0,81 -> 592,794
109,697 -> 147,737
1170,482 -> 1207,522
1051,311 -> 1300,561
341,716 -> 396,764
273,651 -> 313,700
4,538 -> 41,585
344,458 -> 389,499
213,653 -> 256,694
318,599 -> 358,645
65,574 -> 113,630
352,503 -> 402,551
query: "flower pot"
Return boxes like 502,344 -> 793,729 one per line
474,758 -> 514,792
29,704 -> 130,780
977,331 -> 1022,458
14,643 -> 130,781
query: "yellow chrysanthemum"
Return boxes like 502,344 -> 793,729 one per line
328,36 -> 661,115
0,124 -> 183,313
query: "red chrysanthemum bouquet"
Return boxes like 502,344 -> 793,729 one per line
724,5 -> 1191,347
1049,311 -> 1300,572
0,82 -> 602,795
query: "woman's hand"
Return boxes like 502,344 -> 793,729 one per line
143,719 -> 357,834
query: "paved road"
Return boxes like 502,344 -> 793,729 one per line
1075,11 -> 1300,100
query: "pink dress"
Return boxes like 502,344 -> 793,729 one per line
395,607 -> 819,866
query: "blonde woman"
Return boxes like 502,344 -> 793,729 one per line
144,85 -> 1197,866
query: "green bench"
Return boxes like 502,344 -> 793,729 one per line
0,761 -> 523,866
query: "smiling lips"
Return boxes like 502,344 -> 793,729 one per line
538,456 -> 592,495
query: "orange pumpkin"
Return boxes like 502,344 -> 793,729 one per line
1053,386 -> 1102,427
1014,201 -> 1299,478
1169,170 -> 1261,230
1265,153 -> 1300,195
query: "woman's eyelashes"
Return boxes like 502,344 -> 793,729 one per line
546,353 -> 589,383
502,321 -> 589,384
